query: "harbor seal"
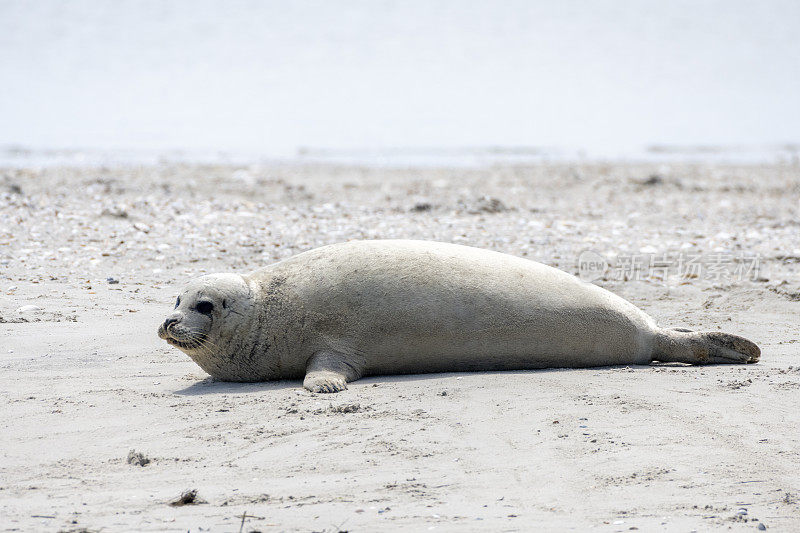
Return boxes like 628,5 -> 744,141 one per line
158,240 -> 760,393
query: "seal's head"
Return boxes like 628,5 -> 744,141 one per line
158,273 -> 254,363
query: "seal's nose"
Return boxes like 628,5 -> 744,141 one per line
163,316 -> 179,331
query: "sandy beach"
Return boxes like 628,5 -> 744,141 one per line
1,162 -> 799,532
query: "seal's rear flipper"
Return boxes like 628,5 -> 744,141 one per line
653,330 -> 760,365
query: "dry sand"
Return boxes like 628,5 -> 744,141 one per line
1,162 -> 799,532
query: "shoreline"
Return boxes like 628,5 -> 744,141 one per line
1,144 -> 799,169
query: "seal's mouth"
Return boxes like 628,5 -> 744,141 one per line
165,337 -> 201,350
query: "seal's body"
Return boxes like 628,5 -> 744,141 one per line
158,240 -> 759,392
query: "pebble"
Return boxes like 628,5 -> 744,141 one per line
101,204 -> 129,218
464,196 -> 508,214
757,523 -> 766,530
16,305 -> 42,314
106,277 -> 120,284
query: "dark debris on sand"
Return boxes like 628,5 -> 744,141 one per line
169,489 -> 205,506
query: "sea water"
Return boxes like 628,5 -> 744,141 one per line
1,0 -> 798,166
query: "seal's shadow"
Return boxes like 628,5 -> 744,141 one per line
360,366 -> 638,386
174,377 -> 297,396
175,364 -> 680,395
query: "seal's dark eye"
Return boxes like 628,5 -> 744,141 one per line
175,297 -> 180,309
196,301 -> 214,315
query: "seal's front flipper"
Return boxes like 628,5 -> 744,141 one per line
653,330 -> 760,365
304,371 -> 348,393
303,351 -> 363,393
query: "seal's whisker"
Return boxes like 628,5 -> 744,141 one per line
190,333 -> 217,348
168,330 -> 218,353
197,339 -> 220,355
187,333 -> 220,355
187,334 -> 216,351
